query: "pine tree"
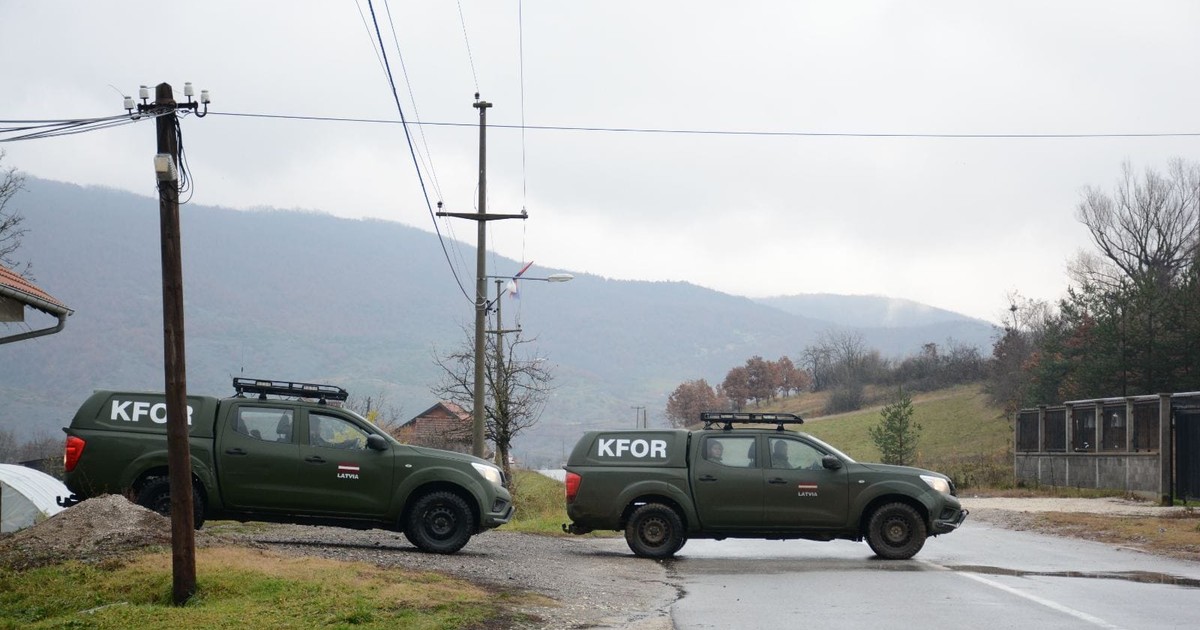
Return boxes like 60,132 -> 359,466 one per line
869,388 -> 921,465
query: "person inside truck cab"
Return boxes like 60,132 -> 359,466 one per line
771,440 -> 791,468
706,440 -> 723,463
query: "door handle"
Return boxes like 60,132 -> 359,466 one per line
304,456 -> 326,464
224,448 -> 246,456
768,478 -> 788,485
698,474 -> 718,482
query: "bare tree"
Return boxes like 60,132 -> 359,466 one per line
0,150 -> 32,278
1076,159 -> 1200,291
345,392 -> 406,435
431,328 -> 554,483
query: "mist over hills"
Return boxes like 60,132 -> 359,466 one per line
1,179 -> 997,465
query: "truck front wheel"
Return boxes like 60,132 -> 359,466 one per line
624,503 -> 684,559
866,502 -> 926,559
135,477 -> 207,529
405,491 -> 474,554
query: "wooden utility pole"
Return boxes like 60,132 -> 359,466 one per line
436,94 -> 525,458
153,82 -> 196,605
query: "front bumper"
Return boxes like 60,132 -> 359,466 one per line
931,507 -> 969,535
481,498 -> 515,529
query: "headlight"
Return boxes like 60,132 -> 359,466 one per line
920,474 -> 951,495
472,462 -> 504,486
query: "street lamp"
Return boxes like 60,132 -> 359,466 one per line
473,272 -> 573,460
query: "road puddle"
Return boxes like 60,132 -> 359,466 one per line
944,564 -> 1200,588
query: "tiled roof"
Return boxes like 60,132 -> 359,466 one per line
403,401 -> 472,428
0,265 -> 71,314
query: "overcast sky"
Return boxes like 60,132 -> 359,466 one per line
4,1 -> 1200,324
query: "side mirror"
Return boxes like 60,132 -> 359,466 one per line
821,454 -> 843,470
367,434 -> 389,451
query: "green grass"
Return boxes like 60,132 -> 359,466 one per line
503,470 -> 617,537
0,548 -> 521,629
504,469 -> 569,535
764,383 -> 1013,489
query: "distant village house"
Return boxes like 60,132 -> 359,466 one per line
392,402 -> 473,454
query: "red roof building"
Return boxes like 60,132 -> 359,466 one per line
392,402 -> 474,454
0,265 -> 72,344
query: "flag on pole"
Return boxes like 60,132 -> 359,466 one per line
510,261 -> 534,299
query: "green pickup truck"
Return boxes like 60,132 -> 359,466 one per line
563,412 -> 967,559
61,378 -> 513,554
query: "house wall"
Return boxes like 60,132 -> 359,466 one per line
395,413 -> 471,453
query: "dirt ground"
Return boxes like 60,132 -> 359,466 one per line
961,495 -> 1200,562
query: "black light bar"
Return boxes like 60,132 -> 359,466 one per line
232,377 -> 349,403
700,411 -> 804,431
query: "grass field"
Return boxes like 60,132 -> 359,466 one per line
0,547 -> 522,629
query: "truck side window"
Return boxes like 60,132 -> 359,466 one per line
236,408 -> 293,444
309,413 -> 369,450
769,437 -> 823,470
705,436 -> 756,468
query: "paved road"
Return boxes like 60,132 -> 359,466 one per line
665,521 -> 1200,630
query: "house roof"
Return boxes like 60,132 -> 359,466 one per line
401,401 -> 471,428
0,265 -> 71,316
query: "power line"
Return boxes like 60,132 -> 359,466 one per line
364,0 -> 472,304
456,0 -> 480,94
204,111 -> 1200,140
0,112 -> 171,143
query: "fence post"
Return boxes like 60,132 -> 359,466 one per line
1037,405 -> 1046,452
1159,393 -> 1172,506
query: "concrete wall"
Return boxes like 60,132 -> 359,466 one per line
1014,453 -> 1161,497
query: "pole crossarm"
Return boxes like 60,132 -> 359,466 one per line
436,211 -> 528,221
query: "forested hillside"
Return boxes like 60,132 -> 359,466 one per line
2,178 -> 997,465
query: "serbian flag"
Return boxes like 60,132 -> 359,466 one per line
510,261 -> 534,299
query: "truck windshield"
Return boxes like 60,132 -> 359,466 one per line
805,434 -> 856,463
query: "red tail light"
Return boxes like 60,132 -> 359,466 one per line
565,471 -> 581,503
64,436 -> 85,472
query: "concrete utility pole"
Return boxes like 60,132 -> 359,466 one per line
151,82 -> 195,605
490,278 -> 522,462
437,95 -> 525,458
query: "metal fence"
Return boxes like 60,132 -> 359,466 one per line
1014,392 -> 1200,502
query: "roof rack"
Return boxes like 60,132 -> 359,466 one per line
700,411 -> 804,431
232,377 -> 349,404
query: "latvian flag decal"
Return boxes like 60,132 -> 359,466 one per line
796,482 -> 818,497
337,463 -> 361,479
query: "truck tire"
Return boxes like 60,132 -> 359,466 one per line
866,502 -> 926,559
405,491 -> 474,554
135,477 -> 207,529
624,503 -> 684,559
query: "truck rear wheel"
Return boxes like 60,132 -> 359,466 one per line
405,491 -> 474,554
866,502 -> 926,559
625,503 -> 684,559
135,476 -> 207,529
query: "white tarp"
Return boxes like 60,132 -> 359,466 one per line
0,463 -> 68,533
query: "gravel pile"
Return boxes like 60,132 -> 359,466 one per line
0,494 -> 218,570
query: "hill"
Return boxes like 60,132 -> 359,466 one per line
755,294 -> 997,357
3,178 -> 999,465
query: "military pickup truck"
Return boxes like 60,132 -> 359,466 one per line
562,412 -> 967,560
61,378 -> 513,554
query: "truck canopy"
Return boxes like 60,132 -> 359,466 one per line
568,430 -> 689,468
69,391 -> 223,438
